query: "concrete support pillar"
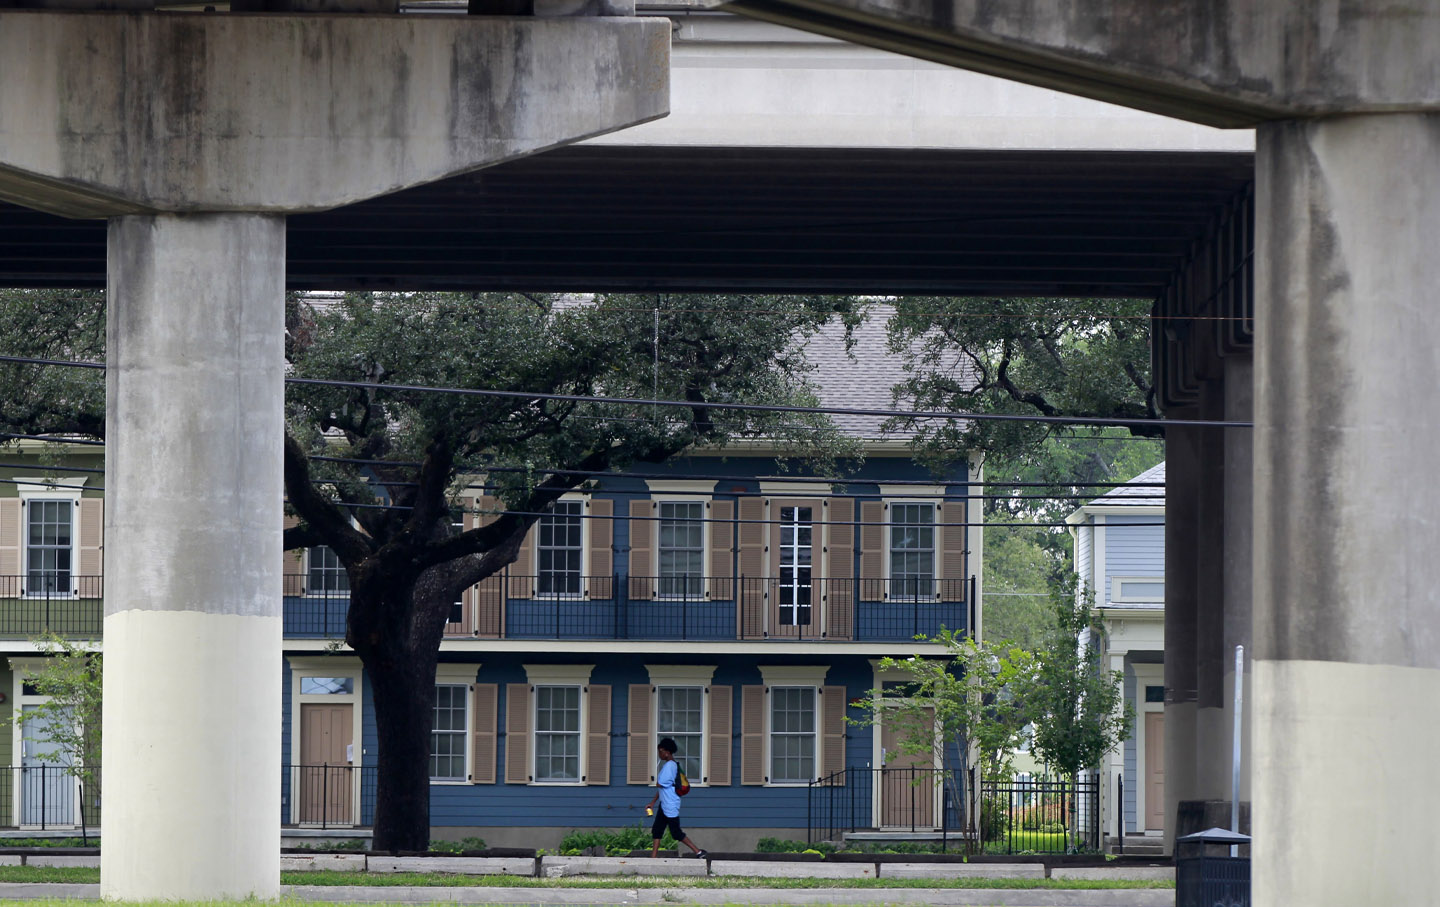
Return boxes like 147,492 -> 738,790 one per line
1162,413 -> 1200,854
1222,352 -> 1253,809
1191,381 -> 1227,805
102,214 -> 285,900
1254,113 -> 1440,907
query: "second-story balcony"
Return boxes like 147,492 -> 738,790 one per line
0,573 -> 970,644
286,572 -> 971,643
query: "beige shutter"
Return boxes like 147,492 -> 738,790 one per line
708,500 -> 734,601
939,502 -> 967,602
628,500 -> 654,600
504,684 -> 531,784
826,497 -> 854,639
737,497 -> 765,638
471,684 -> 498,784
707,685 -> 732,786
821,685 -> 847,785
281,513 -> 305,596
627,683 -> 654,784
475,497 -> 504,637
509,522 -> 534,600
0,498 -> 19,595
77,498 -> 103,585
588,499 -> 613,599
586,685 -> 611,785
859,501 -> 885,598
740,684 -> 765,785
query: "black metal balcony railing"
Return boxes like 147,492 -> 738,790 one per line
0,764 -> 101,830
0,572 -> 968,643
282,763 -> 378,829
0,577 -> 104,638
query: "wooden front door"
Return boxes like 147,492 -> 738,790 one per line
879,708 -> 936,828
299,703 -> 354,825
1145,712 -> 1165,831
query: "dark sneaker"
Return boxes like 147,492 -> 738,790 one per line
694,850 -> 709,859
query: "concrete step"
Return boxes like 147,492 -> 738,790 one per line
1118,837 -> 1165,856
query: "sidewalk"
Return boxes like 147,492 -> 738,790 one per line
0,882 -> 1175,906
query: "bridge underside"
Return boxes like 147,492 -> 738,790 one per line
0,146 -> 1252,297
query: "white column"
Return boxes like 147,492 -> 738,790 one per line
1254,113 -> 1440,907
102,214 -> 285,900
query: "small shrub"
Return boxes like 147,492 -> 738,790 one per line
429,836 -> 486,854
559,824 -> 675,856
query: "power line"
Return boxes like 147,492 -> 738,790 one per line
0,352 -> 1247,429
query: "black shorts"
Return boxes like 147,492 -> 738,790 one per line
651,810 -> 685,841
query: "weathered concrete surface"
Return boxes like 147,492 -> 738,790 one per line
1253,112 -> 1440,907
1050,866 -> 1174,882
369,856 -> 537,875
878,862 -> 1041,879
25,854 -> 100,868
709,859 -> 873,878
540,855 -> 707,877
0,12 -> 669,216
1222,352 -> 1254,806
1162,417 -> 1199,855
709,0 -> 1440,127
280,854 -> 369,872
101,213 -> 286,900
280,885 -> 1178,905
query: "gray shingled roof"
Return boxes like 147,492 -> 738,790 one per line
805,305 -> 969,443
1088,460 -> 1166,506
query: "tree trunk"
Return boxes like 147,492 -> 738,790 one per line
349,574 -> 453,853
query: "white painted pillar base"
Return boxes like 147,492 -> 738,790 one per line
102,214 -> 284,900
1255,113 -> 1440,906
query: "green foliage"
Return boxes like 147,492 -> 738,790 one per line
0,289 -> 106,440
558,824 -> 675,856
1027,579 -> 1133,784
885,296 -> 1159,465
427,836 -> 487,854
3,632 -> 102,797
754,837 -> 835,854
287,839 -> 368,852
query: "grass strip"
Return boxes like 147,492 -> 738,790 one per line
0,865 -> 1172,890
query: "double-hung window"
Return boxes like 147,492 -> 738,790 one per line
534,685 -> 582,782
537,500 -> 584,598
769,686 -> 817,783
26,500 -> 73,596
308,546 -> 349,594
658,501 -> 704,598
430,684 -> 468,781
656,686 -> 704,780
889,503 -> 936,600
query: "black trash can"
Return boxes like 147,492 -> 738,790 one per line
1176,827 -> 1250,907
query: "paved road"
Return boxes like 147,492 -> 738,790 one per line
0,882 -> 1174,906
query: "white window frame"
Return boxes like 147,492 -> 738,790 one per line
535,496 -> 587,600
775,503 -> 816,627
286,655 -> 364,826
16,481 -> 84,600
523,664 -> 594,787
1112,576 -> 1165,604
306,545 -> 350,595
885,499 -> 939,601
653,496 -> 709,600
759,665 -> 827,787
646,665 -> 716,786
430,664 -> 477,784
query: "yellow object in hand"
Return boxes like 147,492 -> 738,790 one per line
646,807 -> 654,816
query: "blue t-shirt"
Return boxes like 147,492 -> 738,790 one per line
657,760 -> 681,817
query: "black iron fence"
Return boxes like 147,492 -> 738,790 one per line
0,764 -> 100,830
282,763 -> 378,829
0,577 -> 104,638
807,769 -> 1101,855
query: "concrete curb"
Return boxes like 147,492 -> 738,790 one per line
0,882 -> 1175,906
542,856 -> 706,877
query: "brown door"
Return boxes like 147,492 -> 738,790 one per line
300,703 -> 354,825
1145,712 -> 1165,831
879,708 -> 936,828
